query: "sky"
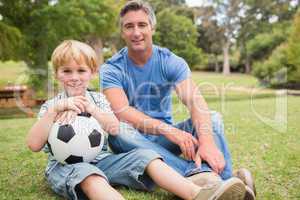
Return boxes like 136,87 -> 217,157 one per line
185,0 -> 204,7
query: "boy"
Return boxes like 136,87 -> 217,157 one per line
26,40 -> 246,200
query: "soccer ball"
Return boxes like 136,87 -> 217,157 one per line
48,114 -> 105,164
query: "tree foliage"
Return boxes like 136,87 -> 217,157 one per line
146,0 -> 186,13
154,9 -> 205,68
0,0 -> 117,91
246,23 -> 290,61
252,9 -> 300,86
286,9 -> 300,83
0,22 -> 22,61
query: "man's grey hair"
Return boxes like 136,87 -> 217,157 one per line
119,0 -> 156,28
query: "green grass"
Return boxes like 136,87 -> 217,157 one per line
1,69 -> 299,199
0,61 -> 28,87
191,71 -> 259,88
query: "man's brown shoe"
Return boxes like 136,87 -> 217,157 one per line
187,172 -> 222,187
193,177 -> 246,200
234,168 -> 256,200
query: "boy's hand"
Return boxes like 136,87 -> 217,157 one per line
53,96 -> 87,114
82,97 -> 98,115
55,110 -> 77,125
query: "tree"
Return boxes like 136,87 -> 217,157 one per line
211,0 -> 244,75
287,9 -> 300,83
246,23 -> 290,62
146,0 -> 186,13
196,6 -> 225,72
195,0 -> 298,74
0,0 -> 117,91
252,9 -> 300,87
237,0 -> 298,73
0,22 -> 22,61
154,9 -> 205,68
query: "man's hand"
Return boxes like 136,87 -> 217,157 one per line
197,143 -> 225,174
164,128 -> 198,161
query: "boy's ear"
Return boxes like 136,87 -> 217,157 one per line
92,68 -> 98,76
54,71 -> 58,79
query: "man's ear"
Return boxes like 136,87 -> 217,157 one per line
151,27 -> 155,34
121,30 -> 125,40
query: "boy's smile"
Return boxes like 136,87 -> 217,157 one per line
56,59 -> 94,96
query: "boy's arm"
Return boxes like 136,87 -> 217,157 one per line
84,94 -> 120,136
89,106 -> 120,136
26,107 -> 58,152
26,96 -> 86,152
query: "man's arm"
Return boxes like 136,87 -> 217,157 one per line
103,87 -> 198,160
175,78 -> 225,174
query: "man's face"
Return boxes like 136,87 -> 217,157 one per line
121,10 -> 154,53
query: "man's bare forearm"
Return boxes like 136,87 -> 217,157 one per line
115,105 -> 176,136
189,95 -> 216,145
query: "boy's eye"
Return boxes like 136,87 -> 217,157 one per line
63,69 -> 71,73
78,69 -> 87,73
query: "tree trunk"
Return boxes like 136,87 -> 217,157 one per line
214,54 -> 220,72
26,41 -> 49,92
245,55 -> 251,74
86,36 -> 104,64
223,41 -> 230,75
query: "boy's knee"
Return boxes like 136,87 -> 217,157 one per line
133,149 -> 160,161
80,174 -> 107,192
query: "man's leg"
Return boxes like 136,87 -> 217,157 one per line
108,122 -> 197,176
154,111 -> 233,180
177,111 -> 233,179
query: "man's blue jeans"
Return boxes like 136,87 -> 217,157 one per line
108,111 -> 232,180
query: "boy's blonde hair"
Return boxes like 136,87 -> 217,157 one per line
51,40 -> 99,73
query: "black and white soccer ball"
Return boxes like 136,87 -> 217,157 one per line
48,114 -> 105,164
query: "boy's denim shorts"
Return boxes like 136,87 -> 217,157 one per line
45,149 -> 162,200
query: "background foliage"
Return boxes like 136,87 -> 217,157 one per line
0,0 -> 299,88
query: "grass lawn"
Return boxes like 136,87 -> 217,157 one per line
191,71 -> 259,88
0,71 -> 299,200
0,61 -> 28,87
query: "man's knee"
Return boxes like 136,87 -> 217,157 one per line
210,111 -> 224,135
211,111 -> 223,123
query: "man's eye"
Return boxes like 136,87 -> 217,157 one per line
139,23 -> 148,28
124,25 -> 134,30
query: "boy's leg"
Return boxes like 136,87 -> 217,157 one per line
108,122 -> 198,177
45,161 -> 120,200
146,158 -> 201,199
80,174 -> 124,200
95,148 -> 163,190
146,159 -> 246,200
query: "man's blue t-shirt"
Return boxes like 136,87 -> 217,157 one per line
100,45 -> 191,124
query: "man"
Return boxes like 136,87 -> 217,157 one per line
100,1 -> 256,199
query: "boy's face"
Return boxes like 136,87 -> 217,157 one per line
56,59 -> 94,96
